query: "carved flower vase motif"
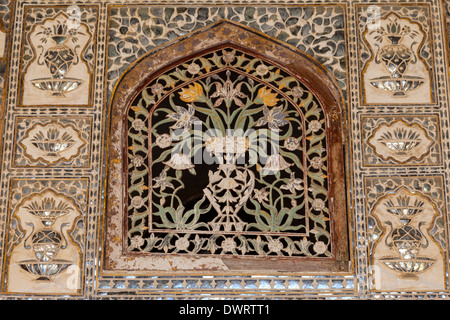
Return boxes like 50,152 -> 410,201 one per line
18,195 -> 73,281
378,21 -> 413,79
25,196 -> 73,228
363,13 -> 432,103
43,35 -> 77,78
6,190 -> 82,294
19,229 -> 71,281
370,188 -> 445,290
23,12 -> 91,105
379,192 -> 435,278
380,223 -> 435,277
371,18 -> 423,96
203,136 -> 255,232
32,21 -> 82,96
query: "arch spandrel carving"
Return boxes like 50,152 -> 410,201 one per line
104,20 -> 349,274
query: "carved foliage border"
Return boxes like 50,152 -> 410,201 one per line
106,4 -> 348,104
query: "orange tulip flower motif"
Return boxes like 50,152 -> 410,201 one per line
255,87 -> 279,107
253,87 -> 288,132
178,82 -> 206,103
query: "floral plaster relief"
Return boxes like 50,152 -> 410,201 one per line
19,122 -> 86,165
5,190 -> 82,294
363,13 -> 432,104
367,120 -> 433,164
22,12 -> 91,106
371,188 -> 445,291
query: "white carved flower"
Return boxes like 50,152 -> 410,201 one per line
313,241 -> 328,254
155,133 -> 172,148
150,83 -> 164,96
132,155 -> 145,167
312,198 -> 325,211
291,86 -> 304,98
268,238 -> 284,253
175,237 -> 190,251
311,156 -> 323,169
187,62 -> 201,75
129,235 -> 145,250
153,169 -> 175,192
167,104 -> 200,132
253,188 -> 269,203
222,238 -> 236,252
130,196 -> 145,209
308,120 -> 322,133
211,80 -> 247,108
255,106 -> 289,132
131,119 -> 146,131
284,137 -> 300,151
255,64 -> 269,76
261,154 -> 292,172
164,153 -> 194,170
280,172 -> 304,194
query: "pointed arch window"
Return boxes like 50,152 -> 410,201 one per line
104,21 -> 349,273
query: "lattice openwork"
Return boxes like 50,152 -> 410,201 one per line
104,20 -> 348,274
126,47 -> 332,259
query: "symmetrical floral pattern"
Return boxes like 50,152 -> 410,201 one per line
13,117 -> 91,167
357,5 -> 434,104
19,122 -> 86,165
3,179 -> 87,294
126,47 -> 332,258
362,115 -> 441,166
107,5 -> 347,104
20,7 -> 98,106
367,120 -> 434,164
365,177 -> 447,291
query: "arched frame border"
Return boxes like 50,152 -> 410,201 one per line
102,20 -> 350,275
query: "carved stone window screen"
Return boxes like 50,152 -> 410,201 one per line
103,20 -> 349,275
